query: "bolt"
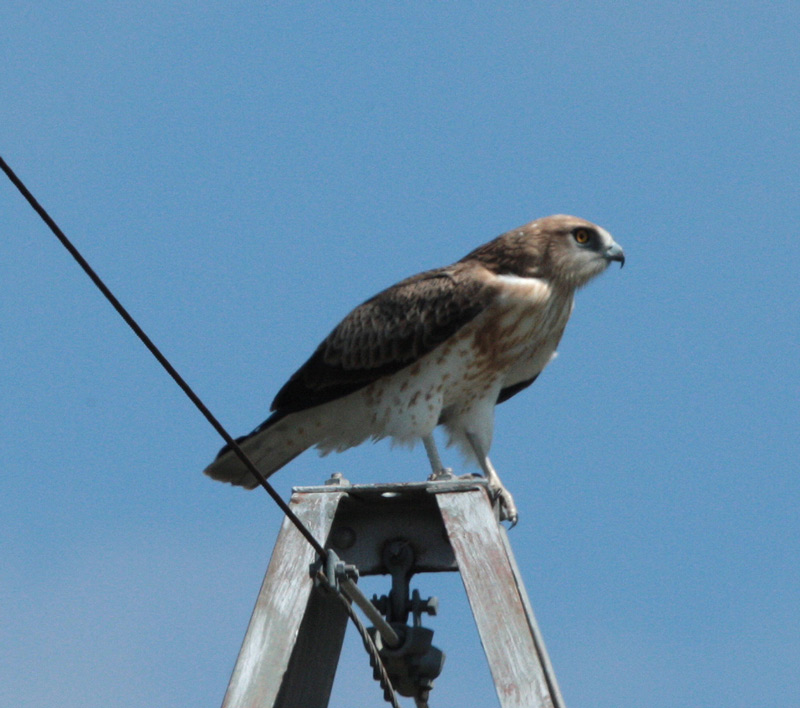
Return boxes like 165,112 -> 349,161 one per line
325,472 -> 350,486
331,525 -> 356,549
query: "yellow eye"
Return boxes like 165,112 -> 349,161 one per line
573,228 -> 592,244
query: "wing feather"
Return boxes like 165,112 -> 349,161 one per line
271,264 -> 492,414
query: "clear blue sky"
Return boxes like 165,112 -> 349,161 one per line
3,3 -> 798,707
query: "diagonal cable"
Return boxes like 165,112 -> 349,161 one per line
0,155 -> 327,559
332,588 -> 403,708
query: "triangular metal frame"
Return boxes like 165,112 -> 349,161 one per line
221,477 -> 565,708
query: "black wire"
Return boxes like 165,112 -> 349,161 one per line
0,155 -> 327,559
329,582 -> 402,708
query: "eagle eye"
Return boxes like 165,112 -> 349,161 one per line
573,227 -> 593,245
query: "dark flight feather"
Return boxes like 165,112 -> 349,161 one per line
496,375 -> 539,405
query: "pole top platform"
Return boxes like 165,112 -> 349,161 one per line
290,475 -> 492,575
294,473 -> 490,496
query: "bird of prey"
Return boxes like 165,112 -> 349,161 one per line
205,215 -> 624,523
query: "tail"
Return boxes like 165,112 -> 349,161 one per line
203,410 -> 313,489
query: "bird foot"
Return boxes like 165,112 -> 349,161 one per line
428,467 -> 456,481
428,469 -> 486,484
490,484 -> 518,527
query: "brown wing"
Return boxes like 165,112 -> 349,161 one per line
271,263 -> 493,414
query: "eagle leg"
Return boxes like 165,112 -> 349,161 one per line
423,434 -> 454,480
465,432 -> 518,527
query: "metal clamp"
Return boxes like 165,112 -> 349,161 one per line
316,549 -> 402,649
368,539 -> 446,704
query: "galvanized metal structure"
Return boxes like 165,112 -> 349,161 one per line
221,476 -> 565,708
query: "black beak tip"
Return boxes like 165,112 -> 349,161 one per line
605,247 -> 626,269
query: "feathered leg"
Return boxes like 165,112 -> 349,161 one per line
465,432 -> 518,526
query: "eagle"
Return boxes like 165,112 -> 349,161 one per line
205,215 -> 624,524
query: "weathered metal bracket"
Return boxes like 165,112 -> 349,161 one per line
220,476 -> 565,708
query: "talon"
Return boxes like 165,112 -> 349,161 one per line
495,488 -> 518,527
503,507 -> 519,528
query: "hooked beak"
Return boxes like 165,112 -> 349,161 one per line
604,242 -> 625,268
